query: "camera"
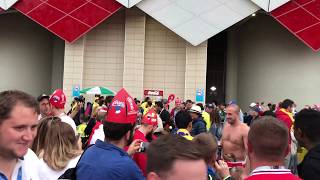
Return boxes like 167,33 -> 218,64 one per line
138,142 -> 149,153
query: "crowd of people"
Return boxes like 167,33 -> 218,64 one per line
0,88 -> 319,180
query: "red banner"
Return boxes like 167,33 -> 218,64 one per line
144,90 -> 163,97
167,94 -> 175,104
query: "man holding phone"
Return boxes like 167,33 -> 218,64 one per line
133,109 -> 158,176
76,89 -> 144,179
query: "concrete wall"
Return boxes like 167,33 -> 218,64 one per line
63,38 -> 85,107
63,10 -> 126,107
63,9 -> 208,105
123,8 -> 146,99
83,11 -> 125,91
227,14 -> 320,110
185,42 -> 207,103
51,36 -> 65,92
0,13 -> 54,96
144,16 -> 186,99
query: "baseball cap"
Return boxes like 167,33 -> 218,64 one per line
37,94 -> 49,102
49,89 -> 66,109
189,105 -> 202,114
206,103 -> 215,109
105,88 -> 138,125
249,106 -> 260,113
141,109 -> 158,127
249,102 -> 257,108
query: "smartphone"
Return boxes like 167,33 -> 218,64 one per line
138,142 -> 149,153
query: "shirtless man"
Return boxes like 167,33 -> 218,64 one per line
221,104 -> 250,178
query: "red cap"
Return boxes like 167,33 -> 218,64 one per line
105,88 -> 138,124
141,109 -> 158,127
49,89 -> 66,109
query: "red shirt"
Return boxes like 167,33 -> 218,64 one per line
246,167 -> 301,180
275,109 -> 293,130
132,129 -> 155,176
275,109 -> 293,145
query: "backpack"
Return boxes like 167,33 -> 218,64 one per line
58,145 -> 93,180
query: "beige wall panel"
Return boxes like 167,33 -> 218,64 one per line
144,16 -> 186,99
123,7 -> 146,99
83,11 -> 125,93
63,38 -> 85,108
185,42 -> 207,102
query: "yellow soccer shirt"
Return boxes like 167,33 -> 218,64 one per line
202,111 -> 211,131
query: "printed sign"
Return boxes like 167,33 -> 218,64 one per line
196,88 -> 204,103
72,85 -> 80,97
144,90 -> 164,97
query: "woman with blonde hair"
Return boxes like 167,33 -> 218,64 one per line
32,116 -> 82,180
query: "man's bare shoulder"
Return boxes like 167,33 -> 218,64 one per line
223,123 -> 231,130
240,123 -> 249,134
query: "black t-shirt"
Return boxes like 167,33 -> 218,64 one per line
160,109 -> 170,124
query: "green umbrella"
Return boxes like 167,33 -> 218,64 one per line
80,86 -> 115,95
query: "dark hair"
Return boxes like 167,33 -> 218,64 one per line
78,95 -> 85,102
144,97 -> 151,103
0,90 -> 39,123
295,109 -> 320,143
155,101 -> 163,109
105,96 -> 114,106
103,121 -> 134,141
263,110 -> 276,117
280,99 -> 294,109
212,100 -> 217,106
219,103 -> 226,107
147,135 -> 204,176
249,116 -> 288,161
147,101 -> 153,108
193,133 -> 217,164
211,109 -> 221,126
186,99 -> 193,104
196,103 -> 204,111
37,94 -> 49,102
98,99 -> 104,106
175,111 -> 192,129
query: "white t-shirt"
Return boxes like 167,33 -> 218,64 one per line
59,113 -> 77,134
90,124 -> 105,145
4,149 -> 41,180
38,155 -> 81,180
154,114 -> 164,133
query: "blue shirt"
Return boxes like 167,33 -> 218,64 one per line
191,117 -> 207,136
0,174 -> 7,180
76,140 -> 145,180
208,166 -> 219,180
